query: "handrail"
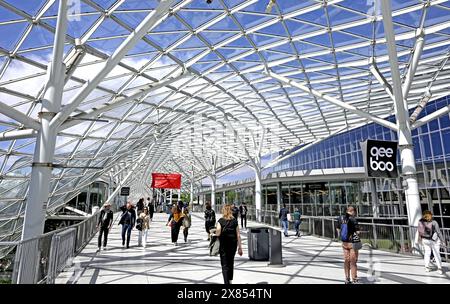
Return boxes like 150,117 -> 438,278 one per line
0,211 -> 100,284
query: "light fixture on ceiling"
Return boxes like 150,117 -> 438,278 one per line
265,0 -> 276,13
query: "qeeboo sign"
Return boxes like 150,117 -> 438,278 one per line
360,140 -> 398,178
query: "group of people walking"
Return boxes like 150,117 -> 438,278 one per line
278,204 -> 302,237
97,197 -> 447,284
96,197 -> 156,251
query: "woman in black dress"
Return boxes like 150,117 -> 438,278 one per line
213,204 -> 243,284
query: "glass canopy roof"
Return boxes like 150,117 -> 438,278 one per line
1,0 -> 450,242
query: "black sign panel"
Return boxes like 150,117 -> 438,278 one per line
360,139 -> 398,178
306,183 -> 326,191
120,187 -> 130,196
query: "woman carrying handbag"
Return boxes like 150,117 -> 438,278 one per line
211,204 -> 243,284
166,204 -> 183,246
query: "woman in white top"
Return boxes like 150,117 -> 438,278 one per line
418,210 -> 446,274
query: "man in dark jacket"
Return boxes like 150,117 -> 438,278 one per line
147,197 -> 155,220
239,203 -> 248,229
232,203 -> 239,220
97,203 -> 113,251
119,202 -> 136,248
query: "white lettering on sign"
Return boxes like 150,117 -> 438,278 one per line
369,146 -> 394,172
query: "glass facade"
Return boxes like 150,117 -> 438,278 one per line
211,96 -> 450,228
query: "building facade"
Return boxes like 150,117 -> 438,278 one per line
202,95 -> 450,228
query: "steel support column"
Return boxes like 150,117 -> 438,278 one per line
254,166 -> 262,222
211,175 -> 216,210
277,181 -> 282,213
381,0 -> 422,233
190,168 -> 194,206
21,0 -> 68,241
370,179 -> 379,218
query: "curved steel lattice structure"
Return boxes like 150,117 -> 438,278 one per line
1,0 -> 450,242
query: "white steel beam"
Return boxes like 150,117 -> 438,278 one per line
49,0 -> 181,130
22,0 -> 68,241
411,103 -> 450,130
369,62 -> 394,100
266,71 -> 398,131
0,128 -> 38,142
0,101 -> 41,130
403,33 -> 425,99
381,0 -> 422,234
59,72 -> 188,131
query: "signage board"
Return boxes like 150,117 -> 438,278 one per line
151,173 -> 182,189
360,139 -> 398,178
120,187 -> 130,196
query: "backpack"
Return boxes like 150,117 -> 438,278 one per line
418,220 -> 433,239
339,216 -> 351,242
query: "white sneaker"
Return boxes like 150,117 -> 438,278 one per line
438,269 -> 444,275
425,267 -> 432,272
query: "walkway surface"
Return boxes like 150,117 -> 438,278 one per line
56,212 -> 450,284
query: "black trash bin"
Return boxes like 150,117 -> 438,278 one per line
247,226 -> 269,261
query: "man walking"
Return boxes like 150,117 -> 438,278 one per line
119,202 -> 136,249
147,197 -> 155,220
279,204 -> 289,237
97,203 -> 113,251
239,203 -> 248,229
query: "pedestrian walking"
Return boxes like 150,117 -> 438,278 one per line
138,207 -> 151,248
167,204 -> 183,246
97,202 -> 113,251
279,204 -> 290,237
204,202 -> 216,241
231,203 -> 239,220
147,197 -> 155,220
211,204 -> 243,284
136,197 -> 145,216
119,202 -> 136,249
336,206 -> 361,284
239,203 -> 248,229
182,206 -> 192,243
418,210 -> 446,274
293,208 -> 302,237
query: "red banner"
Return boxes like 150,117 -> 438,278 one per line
151,173 -> 181,189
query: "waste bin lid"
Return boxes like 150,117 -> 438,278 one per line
247,225 -> 268,229
247,226 -> 269,233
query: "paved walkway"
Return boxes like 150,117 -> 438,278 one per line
56,212 -> 450,284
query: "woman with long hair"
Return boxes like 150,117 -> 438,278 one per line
167,204 -> 183,246
418,210 -> 446,274
138,207 -> 150,248
136,197 -> 145,215
213,204 -> 243,284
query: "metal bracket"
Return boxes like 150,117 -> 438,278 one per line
31,162 -> 54,168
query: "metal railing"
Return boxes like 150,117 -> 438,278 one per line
242,207 -> 449,262
0,212 -> 99,284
